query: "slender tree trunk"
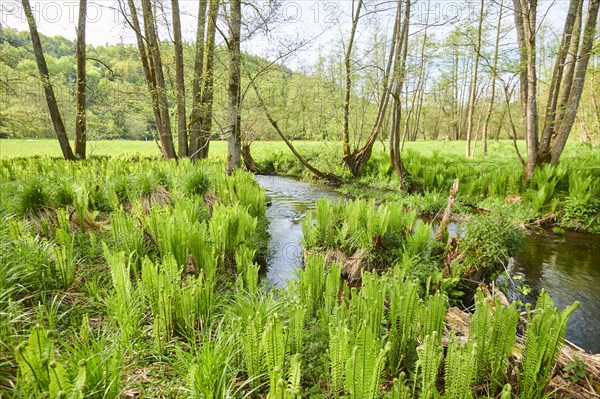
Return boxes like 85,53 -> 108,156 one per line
74,0 -> 87,159
171,0 -> 187,158
389,0 -> 411,189
550,0 -> 600,164
226,0 -> 242,175
22,0 -> 75,160
188,0 -> 208,159
465,0 -> 484,156
538,0 -> 582,157
342,0 -> 363,159
482,0 -> 504,156
343,2 -> 400,176
126,0 -> 163,140
513,0 -> 539,179
251,82 -> 337,182
141,0 -> 177,159
198,0 -> 219,159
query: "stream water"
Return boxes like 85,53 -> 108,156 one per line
255,175 -> 600,353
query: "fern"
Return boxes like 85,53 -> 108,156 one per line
519,290 -> 579,399
345,321 -> 390,399
298,254 -> 326,317
444,335 -> 476,399
324,261 -> 343,316
388,276 -> 420,372
415,331 -> 443,399
288,302 -> 306,355
263,314 -> 290,397
328,306 -> 350,395
388,373 -> 411,399
418,291 -> 447,343
104,244 -> 141,345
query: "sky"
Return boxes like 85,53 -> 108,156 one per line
0,0 -> 569,69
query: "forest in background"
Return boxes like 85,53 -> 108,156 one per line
1,3 -> 599,146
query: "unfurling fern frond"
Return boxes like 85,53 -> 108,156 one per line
263,314 -> 290,396
388,276 -> 420,372
329,307 -> 350,395
345,321 -> 390,399
444,334 -> 476,399
415,331 -> 443,399
519,290 -> 579,399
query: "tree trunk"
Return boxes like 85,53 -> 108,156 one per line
513,0 -> 539,179
549,0 -> 599,164
538,0 -> 582,157
198,0 -> 219,159
141,0 -> 177,160
226,0 -> 242,175
482,0 -> 504,156
22,0 -> 75,160
389,0 -> 411,189
465,0 -> 484,157
342,0 -> 363,159
251,82 -> 337,182
188,0 -> 208,159
171,0 -> 188,158
126,0 -> 163,145
74,0 -> 87,159
343,2 -> 400,176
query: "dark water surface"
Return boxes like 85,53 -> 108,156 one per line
507,232 -> 600,353
255,175 -> 600,353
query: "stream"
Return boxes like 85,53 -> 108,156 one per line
255,175 -> 600,354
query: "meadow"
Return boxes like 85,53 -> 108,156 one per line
1,140 -> 598,398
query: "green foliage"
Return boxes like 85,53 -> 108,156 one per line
469,290 -> 519,389
16,178 -> 50,216
209,203 -> 257,256
444,335 -> 477,399
415,331 -> 443,399
562,355 -> 587,383
388,272 -> 420,372
519,290 -> 579,399
183,168 -> 210,197
345,322 -> 390,399
459,214 -> 524,275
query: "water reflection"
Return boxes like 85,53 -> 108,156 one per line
509,232 -> 600,353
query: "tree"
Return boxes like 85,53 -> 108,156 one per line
171,0 -> 187,158
123,0 -> 177,160
21,0 -> 75,160
189,0 -> 219,160
465,0 -> 485,156
74,0 -> 87,158
226,0 -> 242,174
389,0 -> 411,188
513,0 -> 599,178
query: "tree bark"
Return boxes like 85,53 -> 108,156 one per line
538,0 -> 582,157
171,0 -> 188,158
74,0 -> 87,159
513,0 -> 539,179
389,0 -> 411,189
141,0 -> 177,160
465,0 -> 484,157
549,0 -> 599,164
198,0 -> 219,159
343,2 -> 400,176
342,0 -> 363,159
125,0 -> 162,140
482,0 -> 504,156
226,0 -> 242,175
22,0 -> 75,160
188,0 -> 208,159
